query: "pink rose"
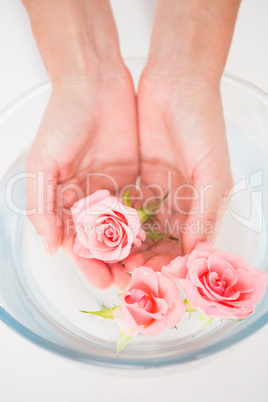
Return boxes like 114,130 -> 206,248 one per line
71,190 -> 146,263
162,242 -> 267,319
117,266 -> 186,336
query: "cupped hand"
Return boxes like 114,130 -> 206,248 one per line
124,68 -> 233,272
25,65 -> 138,290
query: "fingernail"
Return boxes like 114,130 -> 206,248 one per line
37,235 -> 50,255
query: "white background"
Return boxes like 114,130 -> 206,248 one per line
0,0 -> 268,401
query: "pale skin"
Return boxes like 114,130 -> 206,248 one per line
22,0 -> 241,290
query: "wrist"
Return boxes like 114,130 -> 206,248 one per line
22,0 -> 123,84
48,46 -> 124,88
147,0 -> 241,87
141,58 -> 222,95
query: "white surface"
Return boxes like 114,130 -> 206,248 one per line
0,0 -> 268,401
0,320 -> 268,402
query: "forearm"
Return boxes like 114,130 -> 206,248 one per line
147,0 -> 241,85
21,0 -> 122,85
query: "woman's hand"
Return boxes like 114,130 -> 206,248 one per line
23,0 -> 139,290
124,0 -> 240,271
25,68 -> 138,290
124,71 -> 232,273
23,0 -> 240,286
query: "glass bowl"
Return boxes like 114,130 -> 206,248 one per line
0,58 -> 268,371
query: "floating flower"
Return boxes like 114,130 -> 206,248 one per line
116,266 -> 186,336
162,242 -> 267,319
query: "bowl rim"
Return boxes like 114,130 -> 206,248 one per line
0,69 -> 268,369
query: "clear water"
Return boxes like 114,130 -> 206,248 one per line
2,123 -> 263,350
0,76 -> 268,368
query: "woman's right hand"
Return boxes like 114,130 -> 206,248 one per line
23,0 -> 139,290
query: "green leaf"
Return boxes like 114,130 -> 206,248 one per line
168,236 -> 179,241
137,208 -> 150,224
80,306 -> 119,320
226,318 -> 244,322
184,299 -> 198,313
198,312 -> 214,330
147,191 -> 170,212
161,190 -> 170,203
147,200 -> 161,211
137,191 -> 170,224
145,230 -> 178,242
122,190 -> 131,207
145,230 -> 166,240
117,331 -> 133,356
147,216 -> 158,223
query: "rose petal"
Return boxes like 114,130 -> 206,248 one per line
202,275 -> 240,302
161,255 -> 189,283
151,296 -> 168,317
180,242 -> 267,319
157,274 -> 186,328
195,242 -> 217,253
207,255 -> 238,284
188,258 -> 209,287
129,267 -> 160,297
71,190 -> 110,216
184,276 -> 251,318
138,317 -> 167,337
227,271 -> 267,307
234,269 -> 257,293
137,229 -> 146,242
113,307 -> 138,337
121,303 -> 154,326
186,249 -> 210,270
204,304 -> 251,319
215,250 -> 262,277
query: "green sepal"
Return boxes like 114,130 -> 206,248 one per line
168,236 -> 179,241
121,190 -> 131,207
145,230 -> 179,242
226,318 -> 244,322
198,312 -> 215,330
137,208 -> 150,224
145,231 -> 166,240
136,191 -> 170,224
117,331 -> 133,356
80,306 -> 119,320
184,299 -> 198,313
147,191 -> 170,213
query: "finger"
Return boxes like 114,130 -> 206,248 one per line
124,250 -> 154,272
108,263 -> 130,290
150,237 -> 181,255
61,216 -> 113,290
124,236 -> 181,272
74,257 -> 113,290
182,177 -> 229,255
145,237 -> 181,270
25,155 -> 62,255
144,255 -> 174,271
62,205 -> 110,292
211,185 -> 231,241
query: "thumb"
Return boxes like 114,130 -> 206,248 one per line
25,155 -> 62,255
